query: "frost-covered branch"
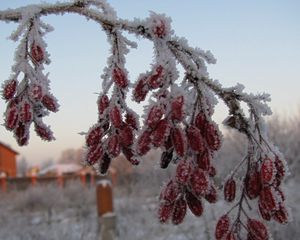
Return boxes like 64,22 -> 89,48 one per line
0,1 -> 291,239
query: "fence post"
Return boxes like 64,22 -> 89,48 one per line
0,174 -> 7,193
80,172 -> 86,187
31,174 -> 37,187
96,179 -> 116,240
57,174 -> 64,188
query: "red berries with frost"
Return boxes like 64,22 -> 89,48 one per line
152,119 -> 170,147
133,76 -> 148,102
99,153 -> 111,174
259,186 -> 276,212
224,178 -> 236,202
261,157 -> 275,184
195,112 -> 208,131
86,125 -> 102,147
158,202 -> 174,223
273,204 -> 289,224
171,127 -> 186,157
125,113 -> 138,129
172,196 -> 187,225
161,180 -> 180,203
160,150 -> 173,169
215,215 -> 230,240
196,151 -> 211,171
259,201 -> 272,221
110,105 -> 122,129
20,100 -> 32,123
34,122 -> 55,141
175,159 -> 192,184
107,135 -> 120,157
148,65 -> 164,89
29,84 -> 43,101
98,94 -> 109,114
152,18 -> 167,38
171,96 -> 184,121
245,169 -> 261,199
86,145 -> 103,165
187,125 -> 204,153
2,79 -> 17,100
122,147 -> 140,165
185,190 -> 203,217
31,44 -> 44,63
205,185 -> 218,203
42,94 -> 59,112
205,123 -> 221,151
137,130 -> 152,155
112,67 -> 128,88
275,156 -> 285,182
247,219 -> 269,240
5,102 -> 18,130
146,105 -> 164,129
189,169 -> 209,196
119,125 -> 133,146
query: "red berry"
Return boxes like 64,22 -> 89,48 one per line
208,165 -> 217,177
275,156 -> 285,182
31,44 -> 44,63
15,123 -> 29,146
187,125 -> 205,153
171,127 -> 186,157
122,147 -> 140,165
196,150 -> 211,171
160,180 -> 180,203
247,219 -> 268,240
205,123 -> 221,151
42,94 -> 59,112
86,125 -> 102,147
171,96 -> 184,121
185,190 -> 203,217
225,231 -> 237,240
146,105 -> 164,129
133,76 -> 149,102
125,112 -> 138,129
86,145 -> 103,165
258,201 -> 271,221
172,196 -> 187,225
2,79 -> 17,100
158,202 -> 174,223
215,215 -> 230,240
195,113 -> 208,131
273,204 -> 289,224
110,105 -> 122,129
152,119 -> 170,147
204,185 -> 218,203
98,94 -> 109,114
19,100 -> 32,123
259,186 -> 276,212
148,65 -> 164,89
189,169 -> 209,196
261,157 -> 275,184
5,101 -> 18,130
29,84 -> 43,101
112,67 -> 128,88
119,125 -> 134,146
34,121 -> 55,141
107,135 -> 120,157
137,130 -> 152,155
160,150 -> 173,169
224,178 -> 236,202
152,18 -> 167,38
245,169 -> 261,199
175,159 -> 192,184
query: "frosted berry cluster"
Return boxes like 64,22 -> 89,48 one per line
0,1 -> 291,239
1,17 -> 57,145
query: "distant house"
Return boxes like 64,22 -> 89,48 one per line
0,142 -> 18,177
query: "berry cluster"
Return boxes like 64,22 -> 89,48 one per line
2,19 -> 57,145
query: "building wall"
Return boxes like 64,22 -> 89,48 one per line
0,145 -> 17,177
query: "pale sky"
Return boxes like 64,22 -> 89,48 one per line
1,0 -> 300,165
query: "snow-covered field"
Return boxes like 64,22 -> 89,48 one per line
0,177 -> 299,240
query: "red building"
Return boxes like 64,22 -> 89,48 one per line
0,142 -> 18,177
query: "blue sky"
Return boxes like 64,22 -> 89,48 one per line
1,0 -> 300,165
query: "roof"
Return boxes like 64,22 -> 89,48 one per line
0,141 -> 19,155
39,163 -> 82,175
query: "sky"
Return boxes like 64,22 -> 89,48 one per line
0,0 -> 300,166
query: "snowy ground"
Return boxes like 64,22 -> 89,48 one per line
0,178 -> 299,240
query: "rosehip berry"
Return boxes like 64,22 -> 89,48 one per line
42,94 -> 59,112
99,153 -> 111,174
160,180 -> 180,203
2,79 -> 17,100
245,170 -> 261,199
171,127 -> 186,157
171,96 -> 184,121
187,125 -> 205,153
86,124 -> 102,147
148,65 -> 164,89
204,185 -> 218,203
86,145 -> 103,165
160,150 -> 173,169
133,76 -> 149,102
261,157 -> 275,184
98,94 -> 109,114
152,119 -> 170,147
110,105 -> 122,129
215,215 -> 230,240
34,122 -> 55,141
112,67 -> 128,88
107,135 -> 120,157
146,105 -> 164,129
224,178 -> 236,202
172,196 -> 187,225
247,219 -> 268,240
137,130 -> 152,155
31,44 -> 44,63
175,159 -> 192,184
158,202 -> 174,223
189,169 -> 209,196
119,125 -> 134,146
185,190 -> 203,217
